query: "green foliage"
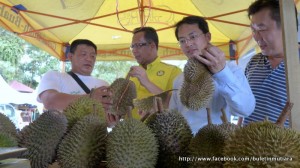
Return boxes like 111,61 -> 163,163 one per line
0,27 -> 60,89
0,61 -> 16,81
0,28 -> 24,65
19,45 -> 60,88
92,61 -> 137,84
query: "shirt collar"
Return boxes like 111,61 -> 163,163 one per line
146,57 -> 160,70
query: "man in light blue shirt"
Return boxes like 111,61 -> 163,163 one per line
169,16 -> 255,134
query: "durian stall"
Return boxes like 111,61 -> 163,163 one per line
1,0 -> 300,168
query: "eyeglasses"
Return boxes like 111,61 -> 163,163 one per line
178,33 -> 204,46
129,42 -> 150,50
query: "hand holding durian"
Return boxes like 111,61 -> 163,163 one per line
191,43 -> 226,74
89,77 -> 137,127
89,86 -> 112,111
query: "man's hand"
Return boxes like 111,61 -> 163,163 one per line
106,112 -> 121,128
90,86 -> 122,127
193,44 -> 226,74
90,86 -> 112,111
128,66 -> 163,95
128,66 -> 149,86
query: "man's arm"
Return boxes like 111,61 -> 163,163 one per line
213,64 -> 255,117
193,44 -> 255,117
39,87 -> 120,126
39,86 -> 112,111
128,66 -> 162,94
39,89 -> 84,111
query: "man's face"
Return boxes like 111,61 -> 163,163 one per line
250,8 -> 283,57
130,31 -> 154,66
69,44 -> 96,76
177,23 -> 211,59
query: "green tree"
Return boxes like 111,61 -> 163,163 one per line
92,61 -> 137,84
0,27 -> 60,88
0,28 -> 24,65
18,45 -> 60,88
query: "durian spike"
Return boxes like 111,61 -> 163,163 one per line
237,117 -> 243,127
275,101 -> 293,127
220,108 -> 228,123
155,97 -> 164,113
206,108 -> 212,125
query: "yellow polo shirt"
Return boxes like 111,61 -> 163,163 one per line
129,57 -> 182,119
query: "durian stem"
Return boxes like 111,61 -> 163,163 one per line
220,108 -> 228,123
126,106 -> 133,119
206,108 -> 212,125
275,102 -> 293,127
155,97 -> 164,113
237,117 -> 243,127
140,112 -> 150,122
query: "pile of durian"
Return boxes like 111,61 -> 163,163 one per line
1,77 -> 300,168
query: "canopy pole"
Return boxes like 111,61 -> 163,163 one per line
280,0 -> 300,130
138,0 -> 144,27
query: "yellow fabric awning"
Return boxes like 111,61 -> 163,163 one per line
0,0 -> 299,61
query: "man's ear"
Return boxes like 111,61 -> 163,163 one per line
205,32 -> 212,42
150,42 -> 156,49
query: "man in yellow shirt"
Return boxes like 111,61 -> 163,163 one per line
128,27 -> 182,119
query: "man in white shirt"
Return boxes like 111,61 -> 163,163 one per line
169,16 -> 255,134
37,39 -> 118,124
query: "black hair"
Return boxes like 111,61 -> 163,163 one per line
248,0 -> 298,31
133,27 -> 159,49
174,16 -> 209,40
69,39 -> 97,54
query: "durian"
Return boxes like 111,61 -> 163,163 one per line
0,133 -> 18,147
224,102 -> 300,167
18,110 -> 67,168
145,97 -> 192,168
106,118 -> 158,168
188,108 -> 238,168
0,113 -> 18,147
180,59 -> 214,110
57,114 -> 107,168
109,78 -> 136,116
0,113 -> 18,137
133,89 -> 174,113
224,121 -> 300,167
183,58 -> 209,82
63,96 -> 105,130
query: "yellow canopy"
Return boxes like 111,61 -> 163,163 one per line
0,0 -> 299,61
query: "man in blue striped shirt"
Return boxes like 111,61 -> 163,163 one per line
243,0 -> 297,126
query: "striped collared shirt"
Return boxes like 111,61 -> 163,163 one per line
243,53 -> 288,126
